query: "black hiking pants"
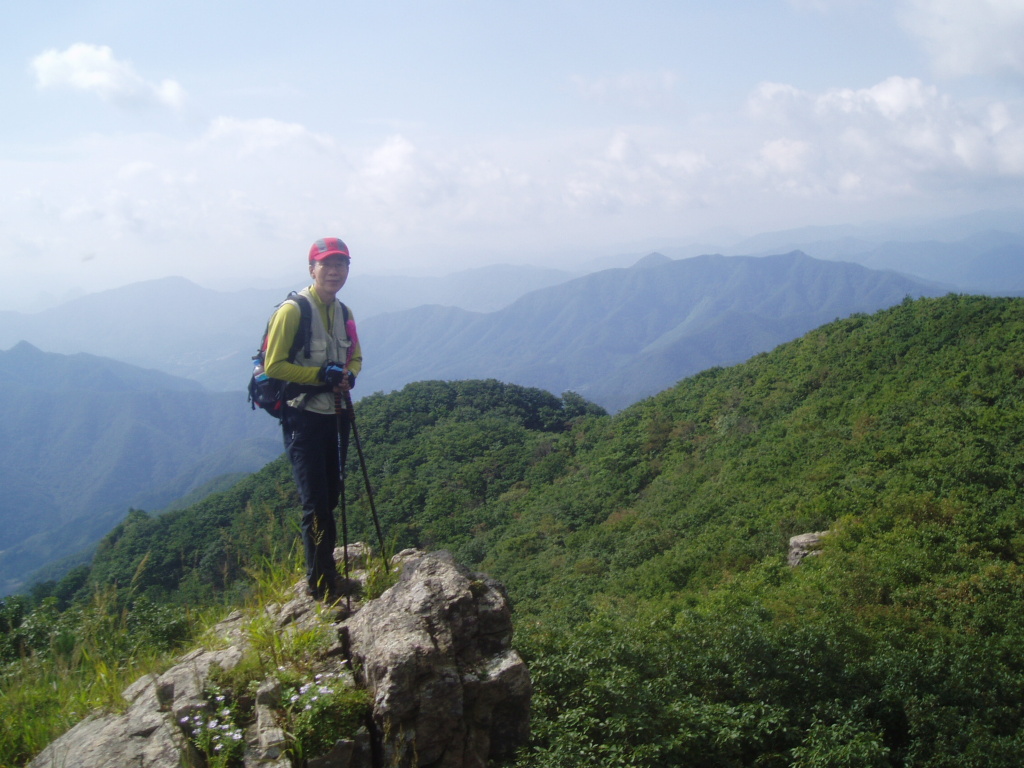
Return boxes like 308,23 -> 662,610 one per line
283,407 -> 350,596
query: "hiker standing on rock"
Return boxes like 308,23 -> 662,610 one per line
263,237 -> 362,601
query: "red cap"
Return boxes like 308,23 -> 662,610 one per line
309,237 -> 350,262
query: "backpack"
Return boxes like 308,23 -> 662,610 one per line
248,292 -> 313,419
248,292 -> 353,419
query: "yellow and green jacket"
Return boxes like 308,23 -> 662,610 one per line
264,285 -> 363,415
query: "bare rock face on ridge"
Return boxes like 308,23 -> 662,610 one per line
27,547 -> 531,768
787,531 -> 830,567
346,549 -> 532,768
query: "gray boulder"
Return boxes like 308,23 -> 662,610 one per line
346,549 -> 531,768
27,643 -> 245,768
788,531 -> 830,566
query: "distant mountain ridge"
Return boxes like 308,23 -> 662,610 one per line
356,251 -> 946,410
1,251 -> 948,412
0,339 -> 206,392
727,223 -> 1024,295
0,343 -> 280,594
838,231 -> 1024,294
0,265 -> 578,391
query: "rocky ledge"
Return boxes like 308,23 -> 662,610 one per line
28,547 -> 532,768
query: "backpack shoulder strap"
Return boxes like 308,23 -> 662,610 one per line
284,292 -> 313,361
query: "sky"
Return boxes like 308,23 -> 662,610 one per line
2,0 -> 1023,310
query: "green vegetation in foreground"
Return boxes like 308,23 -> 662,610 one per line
0,551 -> 374,767
0,582 -> 195,764
6,294 -> 1024,766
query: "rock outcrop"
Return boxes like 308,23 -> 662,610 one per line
347,550 -> 532,768
788,531 -> 830,566
28,547 -> 530,768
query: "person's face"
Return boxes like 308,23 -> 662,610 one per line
310,255 -> 349,297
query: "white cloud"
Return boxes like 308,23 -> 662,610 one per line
31,43 -> 186,109
362,135 -> 417,181
2,67 -> 1023,310
748,76 -> 1024,187
198,117 -> 334,156
760,138 -> 812,174
751,76 -> 947,122
550,129 -> 715,221
570,70 -> 679,109
818,77 -> 945,119
900,0 -> 1024,76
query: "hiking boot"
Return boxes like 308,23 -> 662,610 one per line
305,583 -> 325,601
322,572 -> 348,603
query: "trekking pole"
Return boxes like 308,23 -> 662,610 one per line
344,390 -> 390,573
334,393 -> 351,611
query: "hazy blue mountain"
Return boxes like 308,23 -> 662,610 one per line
355,252 -> 946,411
0,264 -> 577,391
729,218 -> 1024,295
0,277 -> 278,389
840,231 -> 1024,293
354,263 -> 578,314
0,342 -> 281,594
1,250 -> 953,414
729,208 -> 1024,256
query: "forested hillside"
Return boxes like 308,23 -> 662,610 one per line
8,294 -> 1024,766
70,381 -> 605,603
